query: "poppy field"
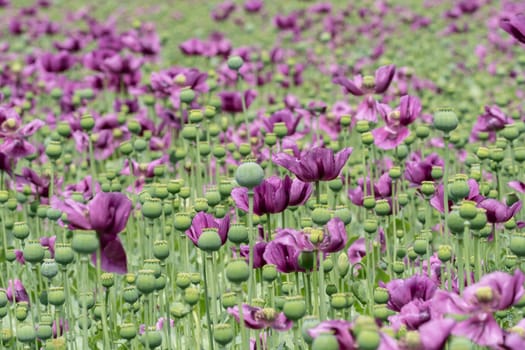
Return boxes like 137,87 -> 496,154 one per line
2,0 -> 525,349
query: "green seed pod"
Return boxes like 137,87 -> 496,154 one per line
312,333 -> 339,350
375,199 -> 391,216
363,196 -> 376,210
221,292 -> 237,309
136,270 -> 156,295
226,258 -> 250,284
198,228 -> 222,252
71,231 -> 99,255
283,296 -> 306,321
36,324 -> 53,340
448,211 -> 466,235
510,234 -> 525,257
438,245 -> 453,262
15,303 -> 29,321
80,114 -> 95,131
374,287 -> 389,304
194,198 -> 209,212
262,264 -> 277,282
393,261 -> 405,274
45,141 -> 63,160
334,206 -> 352,225
140,328 -> 163,349
122,286 -> 139,304
184,287 -> 200,306
235,162 -> 264,189
180,88 -> 195,104
23,239 -> 45,264
17,324 -> 36,343
119,323 -> 137,340
101,273 -> 114,288
227,55 -> 244,70
41,259 -> 58,279
143,259 -> 161,278
54,243 -> 74,265
433,107 -> 458,133
364,219 -> 378,234
142,198 -> 163,219
173,213 -> 192,231
153,240 -> 169,260
214,323 -> 234,346
12,221 -> 30,240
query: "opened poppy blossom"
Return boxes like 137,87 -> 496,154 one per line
273,147 -> 352,182
228,304 -> 293,331
51,192 -> 132,274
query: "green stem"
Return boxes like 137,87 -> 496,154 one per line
318,252 -> 326,321
247,191 -> 255,303
202,253 -> 215,350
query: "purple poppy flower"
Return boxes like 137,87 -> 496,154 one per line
40,51 -> 75,73
262,109 -> 302,136
4,279 -> 29,303
273,147 -> 352,182
430,179 -> 483,213
263,229 -> 313,273
388,299 -> 433,330
354,95 -> 382,123
332,64 -> 396,96
417,318 -> 456,350
348,173 -> 392,206
405,152 -> 443,186
319,217 -> 348,253
186,212 -> 230,247
433,269 -> 524,346
179,38 -> 206,56
504,318 -> 525,349
231,176 -> 312,216
509,181 -> 525,193
244,0 -> 263,13
228,304 -> 292,331
212,0 -> 236,22
51,192 -> 132,274
372,95 -> 421,150
0,115 -> 44,159
348,237 -> 366,265
308,320 -> 355,349
40,236 -> 56,258
477,198 -> 522,223
500,13 -> 525,44
218,90 -> 257,113
470,107 -> 512,142
239,241 -> 268,268
385,274 -> 438,312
